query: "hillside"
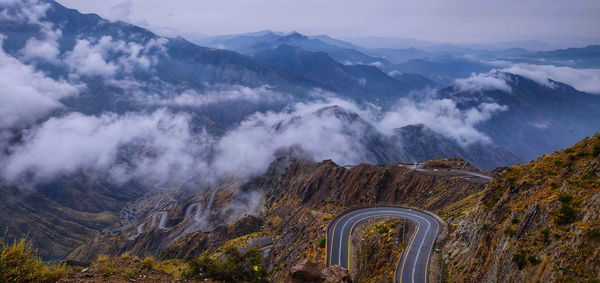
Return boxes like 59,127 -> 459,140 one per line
444,133 -> 600,281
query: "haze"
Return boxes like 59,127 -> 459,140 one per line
57,0 -> 600,47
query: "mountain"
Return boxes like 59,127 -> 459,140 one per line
253,45 -> 434,103
362,47 -> 432,64
397,55 -> 495,85
440,72 -> 600,161
444,133 -> 600,281
198,31 -> 402,71
523,45 -> 600,68
491,40 -> 553,51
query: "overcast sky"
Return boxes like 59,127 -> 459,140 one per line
57,0 -> 600,45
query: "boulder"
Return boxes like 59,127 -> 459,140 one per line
320,265 -> 352,283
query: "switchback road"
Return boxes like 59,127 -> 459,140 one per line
326,207 -> 441,283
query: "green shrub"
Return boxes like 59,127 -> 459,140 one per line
540,229 -> 551,245
377,225 -> 390,234
511,216 -> 521,225
0,238 -> 66,282
587,229 -> 600,240
563,148 -> 575,154
527,255 -> 539,266
512,251 -> 527,270
318,237 -> 326,249
593,144 -> 600,157
142,257 -> 156,270
555,202 -> 578,225
558,194 -> 573,204
184,247 -> 268,283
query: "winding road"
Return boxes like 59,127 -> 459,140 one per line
327,207 -> 441,283
127,190 -> 217,240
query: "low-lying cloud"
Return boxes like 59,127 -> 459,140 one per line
64,36 -> 165,78
0,35 -> 81,128
498,63 -> 600,94
379,98 -> 507,146
147,85 -> 286,108
3,110 -> 212,184
453,72 -> 512,93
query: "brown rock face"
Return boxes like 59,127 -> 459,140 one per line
320,265 -> 352,283
290,259 -> 323,282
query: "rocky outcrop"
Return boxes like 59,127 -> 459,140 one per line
443,133 -> 600,281
320,266 -> 352,283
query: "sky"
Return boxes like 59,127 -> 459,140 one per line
56,0 -> 600,46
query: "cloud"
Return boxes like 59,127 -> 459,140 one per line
3,110 -> 212,184
148,85 -> 286,107
0,0 -> 50,26
64,36 -> 163,78
212,98 -> 378,177
218,190 -> 264,224
453,72 -> 512,93
378,98 -> 507,146
497,63 -> 600,94
19,29 -> 62,63
0,35 -> 80,128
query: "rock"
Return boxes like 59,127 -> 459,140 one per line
289,259 -> 323,282
320,265 -> 352,283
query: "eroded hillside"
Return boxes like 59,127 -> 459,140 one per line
444,133 -> 600,281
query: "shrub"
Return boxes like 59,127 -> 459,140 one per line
555,202 -> 578,225
97,254 -> 109,263
563,148 -> 575,154
318,237 -> 326,249
0,238 -> 66,282
593,144 -> 600,157
377,225 -> 390,234
587,229 -> 600,240
558,194 -> 573,204
184,247 -> 268,283
121,252 -> 131,260
512,250 -> 527,270
142,257 -> 156,270
540,229 -> 551,245
527,255 -> 539,266
511,216 -> 521,224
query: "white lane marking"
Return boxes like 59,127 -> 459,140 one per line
412,217 -> 431,283
329,207 -> 437,283
335,209 -> 427,266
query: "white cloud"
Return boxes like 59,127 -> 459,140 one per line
498,63 -> 600,94
453,72 -> 512,93
3,110 -> 212,184
0,0 -> 50,26
149,85 -> 286,107
64,36 -> 162,78
212,98 -> 376,177
378,98 -> 507,146
19,29 -> 62,63
0,35 -> 80,128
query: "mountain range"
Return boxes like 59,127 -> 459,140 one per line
0,1 -> 599,275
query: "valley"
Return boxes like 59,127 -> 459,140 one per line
0,0 -> 598,282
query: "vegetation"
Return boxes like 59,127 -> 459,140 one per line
458,133 -> 600,281
357,219 -> 404,282
318,237 -> 326,249
0,237 -> 66,282
184,247 -> 268,282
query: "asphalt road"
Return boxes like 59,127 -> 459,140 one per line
127,190 -> 217,241
327,207 -> 441,283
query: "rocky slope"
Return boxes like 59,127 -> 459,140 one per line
443,132 -> 600,281
69,153 -> 489,281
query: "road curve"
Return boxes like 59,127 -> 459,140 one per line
327,207 -> 441,283
127,190 -> 218,241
